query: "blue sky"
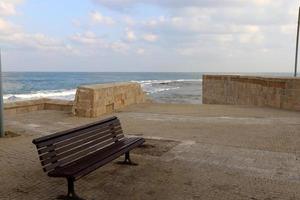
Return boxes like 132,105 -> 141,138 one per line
0,0 -> 299,72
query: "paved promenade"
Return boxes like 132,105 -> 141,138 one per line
1,103 -> 300,199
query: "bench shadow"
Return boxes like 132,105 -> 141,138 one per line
131,139 -> 180,157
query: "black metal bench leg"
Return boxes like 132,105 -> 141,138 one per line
117,152 -> 138,165
125,152 -> 135,164
57,178 -> 84,200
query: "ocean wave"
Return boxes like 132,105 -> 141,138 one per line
132,79 -> 201,94
3,89 -> 76,102
147,87 -> 181,94
133,79 -> 202,85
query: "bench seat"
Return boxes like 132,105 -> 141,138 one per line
48,137 -> 144,179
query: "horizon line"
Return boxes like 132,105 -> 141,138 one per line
1,71 -> 295,74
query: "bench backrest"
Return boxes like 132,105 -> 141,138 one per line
32,116 -> 124,172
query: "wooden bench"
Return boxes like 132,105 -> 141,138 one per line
32,116 -> 145,200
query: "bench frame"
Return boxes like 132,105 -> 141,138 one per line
32,116 -> 144,200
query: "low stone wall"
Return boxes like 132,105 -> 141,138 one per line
203,75 -> 300,111
72,82 -> 146,117
4,98 -> 73,115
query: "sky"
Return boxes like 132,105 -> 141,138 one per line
0,0 -> 299,72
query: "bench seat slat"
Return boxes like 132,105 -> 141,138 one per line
42,135 -> 125,172
74,138 -> 144,180
48,137 -> 144,179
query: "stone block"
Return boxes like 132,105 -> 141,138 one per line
72,82 -> 146,117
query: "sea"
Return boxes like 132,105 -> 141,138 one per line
2,72 -> 203,104
1,72 -> 293,104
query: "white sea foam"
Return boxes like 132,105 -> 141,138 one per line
134,79 -> 202,85
132,79 -> 202,94
3,89 -> 76,102
148,87 -> 181,94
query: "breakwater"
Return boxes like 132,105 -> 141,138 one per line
203,75 -> 300,111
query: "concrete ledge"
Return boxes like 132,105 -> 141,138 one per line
203,75 -> 300,111
4,98 -> 73,115
72,82 -> 146,117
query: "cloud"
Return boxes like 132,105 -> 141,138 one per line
253,0 -> 271,6
0,2 -> 17,16
136,48 -> 145,54
70,31 -> 130,53
2,0 -> 300,72
142,33 -> 158,42
110,41 -> 130,53
89,11 -> 115,25
71,31 -> 105,45
239,33 -> 264,44
0,18 -> 18,33
280,24 -> 296,35
1,31 -> 74,54
123,16 -> 136,26
67,0 -> 298,72
244,25 -> 260,33
0,0 -> 73,54
125,29 -> 137,41
25,34 -> 74,52
92,0 -> 279,10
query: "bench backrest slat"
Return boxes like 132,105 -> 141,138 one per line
32,116 -> 125,172
40,133 -> 124,165
35,120 -> 119,148
41,135 -> 123,167
54,128 -> 122,155
38,127 -> 123,161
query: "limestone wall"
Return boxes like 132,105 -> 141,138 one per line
72,82 -> 146,117
4,99 -> 73,115
203,75 -> 300,111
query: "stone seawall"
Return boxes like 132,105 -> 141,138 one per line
72,82 -> 146,117
203,75 -> 300,111
4,99 -> 73,115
